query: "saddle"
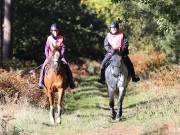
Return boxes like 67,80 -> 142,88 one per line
105,56 -> 130,76
44,61 -> 65,75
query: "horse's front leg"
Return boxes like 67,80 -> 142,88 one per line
48,92 -> 55,124
108,86 -> 116,119
56,88 -> 64,124
117,86 -> 126,119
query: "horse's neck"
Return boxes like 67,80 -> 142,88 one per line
121,62 -> 128,75
48,60 -> 63,73
109,61 -> 127,74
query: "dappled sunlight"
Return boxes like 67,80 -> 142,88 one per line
1,0 -> 179,134
0,66 -> 180,134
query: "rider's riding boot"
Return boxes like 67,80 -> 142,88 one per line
69,79 -> 75,89
130,66 -> 140,82
132,76 -> 140,82
38,67 -> 44,89
98,67 -> 105,84
64,64 -> 75,89
124,56 -> 140,82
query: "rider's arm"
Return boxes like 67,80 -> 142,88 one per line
61,43 -> 65,58
121,34 -> 129,56
45,40 -> 50,58
104,35 -> 114,54
60,43 -> 68,64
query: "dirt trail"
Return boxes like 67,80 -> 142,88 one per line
79,121 -> 179,135
79,124 -> 142,135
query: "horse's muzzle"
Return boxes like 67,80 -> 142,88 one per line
112,67 -> 120,77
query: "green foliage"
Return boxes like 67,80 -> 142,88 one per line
83,0 -> 180,63
3,57 -> 37,69
120,0 -> 180,63
10,0 -> 180,64
12,0 -> 106,64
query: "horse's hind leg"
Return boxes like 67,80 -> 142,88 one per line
49,92 -> 55,124
56,88 -> 64,124
108,87 -> 116,119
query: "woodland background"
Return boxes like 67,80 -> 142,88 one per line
0,0 -> 179,135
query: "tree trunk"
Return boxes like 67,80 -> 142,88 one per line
0,0 -> 3,67
3,0 -> 12,61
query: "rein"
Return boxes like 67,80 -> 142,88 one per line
28,64 -> 43,74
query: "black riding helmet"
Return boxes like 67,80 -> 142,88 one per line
50,23 -> 59,31
109,21 -> 119,29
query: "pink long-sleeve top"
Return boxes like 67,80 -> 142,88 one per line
45,35 -> 67,63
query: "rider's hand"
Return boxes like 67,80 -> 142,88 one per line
108,49 -> 114,54
61,58 -> 68,64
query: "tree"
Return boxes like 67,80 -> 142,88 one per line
0,0 -> 3,67
3,0 -> 12,61
12,0 -> 104,63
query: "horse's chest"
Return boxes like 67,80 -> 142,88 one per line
106,68 -> 125,87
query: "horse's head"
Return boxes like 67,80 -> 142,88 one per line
50,47 -> 61,71
110,50 -> 123,77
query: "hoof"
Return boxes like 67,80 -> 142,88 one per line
116,112 -> 122,118
116,112 -> 122,121
116,113 -> 122,118
111,111 -> 117,120
56,117 -> 61,124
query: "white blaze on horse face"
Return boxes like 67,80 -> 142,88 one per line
111,55 -> 122,77
54,51 -> 60,63
112,66 -> 120,77
54,51 -> 61,71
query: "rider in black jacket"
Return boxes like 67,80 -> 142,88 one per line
99,21 -> 140,84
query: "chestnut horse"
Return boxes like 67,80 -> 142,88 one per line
44,48 -> 68,124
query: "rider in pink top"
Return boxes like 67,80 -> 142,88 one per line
38,23 -> 75,89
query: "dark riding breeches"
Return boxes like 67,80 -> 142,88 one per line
100,54 -> 136,81
101,53 -> 112,69
100,53 -> 112,81
38,59 -> 74,87
38,58 -> 50,86
123,56 -> 136,77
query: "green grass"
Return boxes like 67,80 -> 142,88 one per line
1,76 -> 180,135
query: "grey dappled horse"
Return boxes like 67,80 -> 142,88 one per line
105,51 -> 130,120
